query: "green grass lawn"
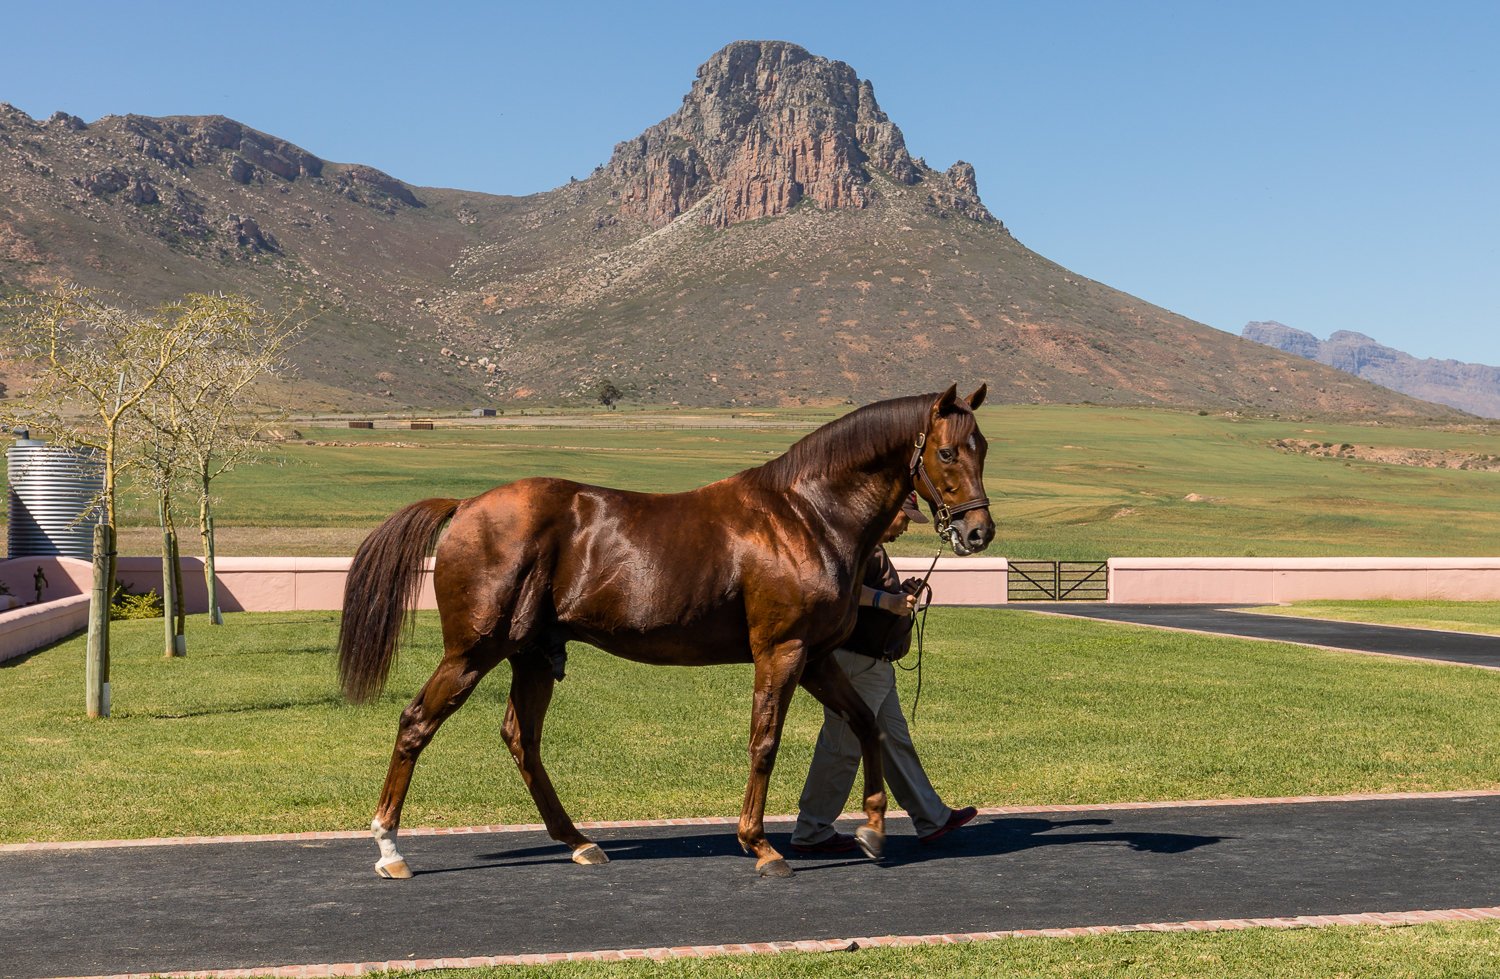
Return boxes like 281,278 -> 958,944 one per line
6,607 -> 1500,843
362,922 -> 1500,978
1246,601 -> 1500,636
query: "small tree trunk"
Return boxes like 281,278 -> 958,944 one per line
171,534 -> 187,646
86,523 -> 113,718
160,497 -> 185,657
202,486 -> 223,625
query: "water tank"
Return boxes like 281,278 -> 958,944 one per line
6,439 -> 104,558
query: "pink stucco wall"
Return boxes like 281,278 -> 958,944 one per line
112,556 -> 439,614
891,556 -> 1009,605
0,556 -> 93,604
11,553 -> 1500,664
0,594 -> 90,663
104,556 -> 1004,613
1108,557 -> 1500,604
2,554 -> 1001,614
0,553 -> 1004,663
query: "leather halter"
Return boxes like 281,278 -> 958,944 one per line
906,432 -> 991,538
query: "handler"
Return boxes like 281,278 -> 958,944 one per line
790,492 -> 977,854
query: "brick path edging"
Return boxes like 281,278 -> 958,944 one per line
48,906 -> 1500,979
6,788 -> 1499,854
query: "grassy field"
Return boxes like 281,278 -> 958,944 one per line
21,403 -> 1480,559
1248,600 -> 1500,635
357,923 -> 1500,978
6,607 -> 1500,843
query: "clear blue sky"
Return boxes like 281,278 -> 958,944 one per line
5,1 -> 1497,364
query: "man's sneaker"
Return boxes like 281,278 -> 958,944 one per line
790,832 -> 860,855
919,805 -> 978,844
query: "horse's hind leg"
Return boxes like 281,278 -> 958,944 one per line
370,640 -> 502,878
500,645 -> 607,866
798,653 -> 887,861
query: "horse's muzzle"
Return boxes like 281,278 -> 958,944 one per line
949,511 -> 995,556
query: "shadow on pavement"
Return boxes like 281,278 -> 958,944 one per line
423,815 -> 1226,876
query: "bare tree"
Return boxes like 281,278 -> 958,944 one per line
168,295 -> 300,625
2,283 -> 245,714
131,343 -> 193,658
129,293 -> 300,640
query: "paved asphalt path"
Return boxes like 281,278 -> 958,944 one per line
7,794 -> 1500,978
1005,603 -> 1500,668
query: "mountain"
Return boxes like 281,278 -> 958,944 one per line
1243,321 -> 1500,419
0,41 -> 1464,418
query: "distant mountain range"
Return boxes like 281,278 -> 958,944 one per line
1242,322 -> 1500,419
0,40 -> 1465,418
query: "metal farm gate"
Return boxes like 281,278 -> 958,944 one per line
1007,561 -> 1108,601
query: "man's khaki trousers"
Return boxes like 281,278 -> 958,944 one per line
791,648 -> 951,846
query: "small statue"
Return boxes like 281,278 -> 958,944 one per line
34,566 -> 48,605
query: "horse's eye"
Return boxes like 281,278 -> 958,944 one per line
938,447 -> 957,463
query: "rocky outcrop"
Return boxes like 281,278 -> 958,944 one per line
185,116 -> 324,181
1243,321 -> 1322,360
80,166 -> 131,196
605,40 -> 991,229
46,111 -> 86,131
1243,321 -> 1500,419
75,165 -> 159,205
855,79 -> 918,185
333,164 -> 424,209
927,161 -> 993,222
222,214 -> 279,253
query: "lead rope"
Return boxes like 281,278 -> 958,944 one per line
896,546 -> 944,724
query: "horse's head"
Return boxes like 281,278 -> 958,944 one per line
912,383 -> 995,556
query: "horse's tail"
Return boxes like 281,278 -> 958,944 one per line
338,497 -> 461,704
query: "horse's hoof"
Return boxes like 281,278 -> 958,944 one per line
756,857 -> 793,878
375,856 -> 412,879
855,826 -> 884,862
572,843 -> 609,866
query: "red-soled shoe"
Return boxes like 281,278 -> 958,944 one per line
919,805 -> 977,844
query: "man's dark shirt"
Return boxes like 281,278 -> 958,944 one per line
844,546 -> 913,661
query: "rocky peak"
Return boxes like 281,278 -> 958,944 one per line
1243,321 -> 1500,418
605,40 -> 990,228
46,111 -> 86,131
1242,320 -> 1321,360
1323,331 -> 1395,374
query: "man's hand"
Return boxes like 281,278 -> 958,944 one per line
880,590 -> 918,616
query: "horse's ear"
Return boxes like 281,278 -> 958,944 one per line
966,384 -> 988,410
932,384 -> 959,417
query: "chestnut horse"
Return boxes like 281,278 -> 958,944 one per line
337,385 -> 994,878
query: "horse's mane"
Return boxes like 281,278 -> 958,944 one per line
745,393 -> 973,491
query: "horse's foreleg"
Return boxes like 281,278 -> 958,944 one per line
798,653 -> 887,861
500,649 -> 606,866
739,639 -> 806,878
371,648 -> 497,879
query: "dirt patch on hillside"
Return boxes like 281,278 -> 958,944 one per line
1272,438 -> 1500,471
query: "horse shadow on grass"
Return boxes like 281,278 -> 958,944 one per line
427,815 -> 1224,877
